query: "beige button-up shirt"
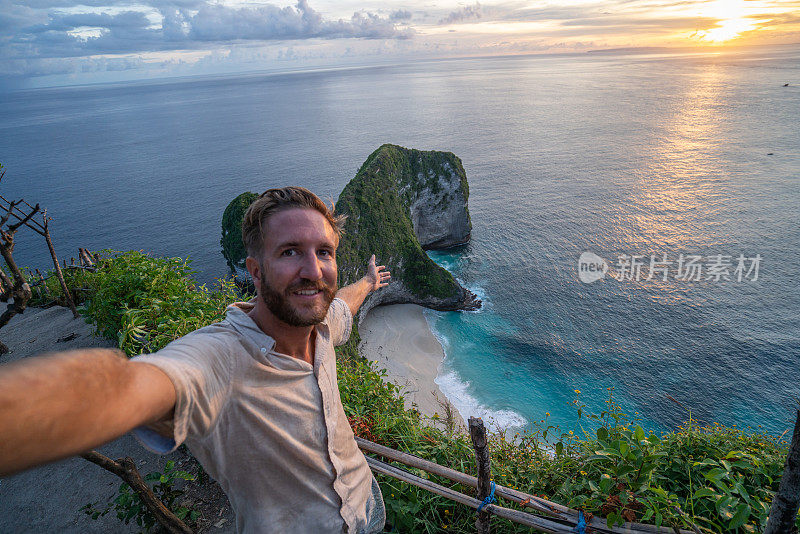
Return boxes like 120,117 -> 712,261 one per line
131,298 -> 384,533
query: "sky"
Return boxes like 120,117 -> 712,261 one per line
1,0 -> 799,88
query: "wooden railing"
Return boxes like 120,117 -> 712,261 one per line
357,417 -> 698,534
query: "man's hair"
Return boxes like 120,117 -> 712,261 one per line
242,186 -> 345,258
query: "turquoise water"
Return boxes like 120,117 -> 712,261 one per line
426,249 -> 643,435
2,46 -> 798,436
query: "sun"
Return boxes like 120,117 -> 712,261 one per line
696,18 -> 757,42
691,0 -> 759,43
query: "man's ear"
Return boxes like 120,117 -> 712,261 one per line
245,257 -> 261,293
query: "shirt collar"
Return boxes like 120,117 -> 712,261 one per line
223,298 -> 331,353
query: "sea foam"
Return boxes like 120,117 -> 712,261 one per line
434,369 -> 528,431
422,311 -> 527,431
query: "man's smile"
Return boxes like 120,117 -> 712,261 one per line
293,289 -> 322,297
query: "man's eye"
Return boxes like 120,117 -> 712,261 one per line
282,249 -> 297,257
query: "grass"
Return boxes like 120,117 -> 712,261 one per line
29,250 -> 796,533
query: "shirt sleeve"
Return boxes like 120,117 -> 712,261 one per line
130,332 -> 233,453
326,297 -> 354,347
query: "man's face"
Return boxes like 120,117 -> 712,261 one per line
255,208 -> 338,327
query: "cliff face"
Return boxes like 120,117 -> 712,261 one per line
220,144 -> 480,318
335,144 -> 479,320
404,152 -> 472,249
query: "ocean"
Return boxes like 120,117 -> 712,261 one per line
2,46 -> 798,436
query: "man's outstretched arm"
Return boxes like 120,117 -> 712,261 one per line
335,254 -> 391,317
0,349 -> 175,477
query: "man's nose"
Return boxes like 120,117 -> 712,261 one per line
299,253 -> 323,280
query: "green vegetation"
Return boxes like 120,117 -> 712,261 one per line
220,191 -> 258,273
29,251 -> 245,355
81,460 -> 199,532
33,251 -> 794,533
335,144 -> 463,299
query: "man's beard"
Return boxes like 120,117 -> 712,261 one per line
259,268 -> 337,327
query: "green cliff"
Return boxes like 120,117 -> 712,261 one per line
335,144 -> 479,318
220,191 -> 258,276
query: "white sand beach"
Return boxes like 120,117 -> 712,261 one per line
358,304 -> 465,430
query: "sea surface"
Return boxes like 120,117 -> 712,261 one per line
2,46 -> 799,436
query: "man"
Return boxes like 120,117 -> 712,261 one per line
0,186 -> 391,533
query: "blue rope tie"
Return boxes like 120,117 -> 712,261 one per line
573,510 -> 586,534
476,481 -> 496,513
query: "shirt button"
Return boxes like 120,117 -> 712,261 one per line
260,347 -> 267,354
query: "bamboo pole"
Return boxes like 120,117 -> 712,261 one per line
356,437 -> 561,516
365,455 -> 574,533
356,438 -> 695,534
470,417 -> 492,533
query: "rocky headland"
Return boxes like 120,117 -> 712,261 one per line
334,144 -> 480,321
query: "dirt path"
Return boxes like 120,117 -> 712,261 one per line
0,307 -> 235,534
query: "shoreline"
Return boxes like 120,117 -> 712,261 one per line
358,304 -> 465,430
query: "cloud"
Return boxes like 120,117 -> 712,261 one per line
1,54 -> 145,77
26,10 -> 152,34
4,0 -> 799,84
390,9 -> 412,21
438,2 -> 482,25
559,15 -> 720,29
748,11 -> 800,25
1,0 -> 413,76
20,0 -> 206,8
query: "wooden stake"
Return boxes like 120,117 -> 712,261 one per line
470,417 -> 492,534
79,248 -> 95,267
766,409 -> 800,534
43,220 -> 78,318
38,270 -> 50,296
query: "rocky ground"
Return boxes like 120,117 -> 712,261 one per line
0,306 -> 235,534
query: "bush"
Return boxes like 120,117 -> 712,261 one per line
30,250 -> 248,356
